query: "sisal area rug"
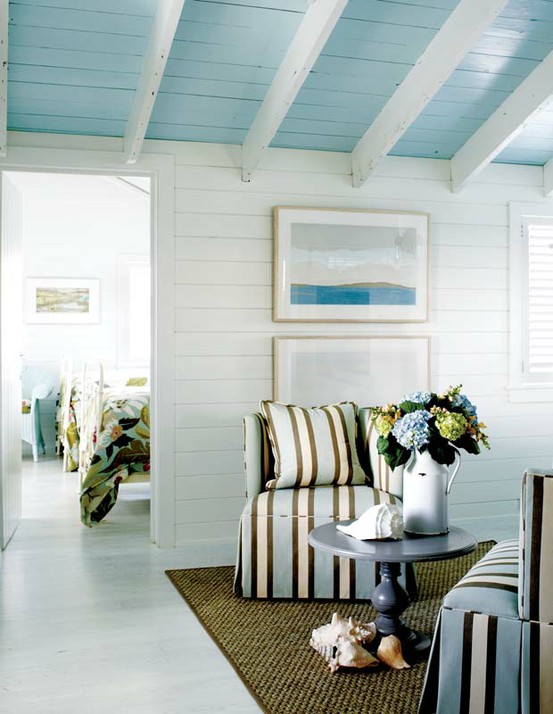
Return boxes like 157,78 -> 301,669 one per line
166,542 -> 493,714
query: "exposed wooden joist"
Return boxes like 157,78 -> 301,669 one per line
241,0 -> 347,182
0,0 -> 8,158
351,0 -> 508,188
452,51 -> 553,193
124,0 -> 185,164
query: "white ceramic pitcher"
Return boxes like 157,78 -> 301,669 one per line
402,447 -> 461,535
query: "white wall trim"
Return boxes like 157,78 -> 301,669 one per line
0,0 -> 7,158
544,159 -> 553,198
0,144 -> 176,547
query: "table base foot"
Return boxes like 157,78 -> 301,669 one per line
401,628 -> 431,655
375,617 -> 431,656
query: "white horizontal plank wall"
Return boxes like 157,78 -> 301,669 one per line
6,131 -> 551,550
171,143 -> 553,547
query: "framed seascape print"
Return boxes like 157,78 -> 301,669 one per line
273,207 -> 429,322
25,278 -> 100,324
274,336 -> 430,407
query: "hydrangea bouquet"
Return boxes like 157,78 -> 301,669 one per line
370,385 -> 489,469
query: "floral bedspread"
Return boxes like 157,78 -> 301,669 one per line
80,388 -> 150,526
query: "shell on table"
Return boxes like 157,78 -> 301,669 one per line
310,612 -> 378,673
336,503 -> 403,541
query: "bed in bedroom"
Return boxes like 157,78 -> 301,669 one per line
57,360 -> 151,526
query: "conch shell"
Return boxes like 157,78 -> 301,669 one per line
376,635 -> 411,669
310,612 -> 378,673
336,503 -> 403,541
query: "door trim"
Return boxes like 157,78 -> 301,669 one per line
0,145 -> 175,547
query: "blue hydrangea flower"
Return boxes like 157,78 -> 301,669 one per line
452,393 -> 477,419
392,410 -> 432,450
403,391 -> 432,405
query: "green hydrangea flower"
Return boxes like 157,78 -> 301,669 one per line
435,410 -> 468,442
375,414 -> 395,437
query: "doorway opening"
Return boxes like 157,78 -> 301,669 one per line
7,170 -> 154,540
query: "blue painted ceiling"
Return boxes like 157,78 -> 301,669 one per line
6,0 -> 553,166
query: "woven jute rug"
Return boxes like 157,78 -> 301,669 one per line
166,541 -> 493,714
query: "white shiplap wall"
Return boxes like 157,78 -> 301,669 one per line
171,143 -> 553,547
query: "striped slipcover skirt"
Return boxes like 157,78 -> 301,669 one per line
234,483 -> 414,600
419,539 -> 541,714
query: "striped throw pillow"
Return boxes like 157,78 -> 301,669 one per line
260,401 -> 367,489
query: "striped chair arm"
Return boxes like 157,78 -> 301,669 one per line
519,469 -> 553,622
358,407 -> 403,500
243,413 -> 274,498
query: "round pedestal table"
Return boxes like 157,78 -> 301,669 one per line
308,522 -> 476,655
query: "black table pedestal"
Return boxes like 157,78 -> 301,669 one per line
372,561 -> 431,655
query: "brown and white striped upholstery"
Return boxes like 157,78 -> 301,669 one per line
235,408 -> 412,601
260,401 -> 367,489
443,539 -> 519,618
519,469 -> 553,623
420,468 -> 553,714
420,607 -> 523,714
521,621 -> 553,714
235,485 -> 408,600
361,410 -> 404,500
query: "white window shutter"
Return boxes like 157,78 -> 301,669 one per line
526,218 -> 553,377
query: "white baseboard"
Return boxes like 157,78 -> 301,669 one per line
451,514 -> 518,542
166,537 -> 236,568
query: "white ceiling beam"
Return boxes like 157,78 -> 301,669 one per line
452,51 -> 553,193
351,0 -> 507,188
241,0 -> 347,182
0,0 -> 8,158
124,0 -> 185,164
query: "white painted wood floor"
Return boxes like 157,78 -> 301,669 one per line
1,457 -> 518,714
1,456 -> 260,714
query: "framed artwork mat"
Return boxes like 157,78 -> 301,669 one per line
274,335 -> 431,407
274,207 -> 429,322
25,278 -> 100,324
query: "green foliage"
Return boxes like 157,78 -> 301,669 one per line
426,438 -> 457,466
453,432 -> 481,455
399,400 -> 422,413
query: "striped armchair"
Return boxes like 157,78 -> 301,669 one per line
419,468 -> 553,714
233,407 -> 416,601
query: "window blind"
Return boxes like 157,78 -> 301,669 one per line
526,218 -> 553,376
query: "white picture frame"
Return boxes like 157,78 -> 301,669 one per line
274,335 -> 431,407
274,207 -> 429,322
25,278 -> 100,324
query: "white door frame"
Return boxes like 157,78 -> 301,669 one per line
0,145 -> 175,547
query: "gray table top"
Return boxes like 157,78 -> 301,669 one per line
308,522 -> 477,563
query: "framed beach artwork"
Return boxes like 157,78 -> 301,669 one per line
273,207 -> 429,322
25,278 -> 100,324
274,336 -> 430,407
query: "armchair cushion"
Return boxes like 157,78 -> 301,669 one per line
260,400 -> 366,489
442,539 -> 519,619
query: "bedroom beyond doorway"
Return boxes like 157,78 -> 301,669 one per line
11,171 -> 153,534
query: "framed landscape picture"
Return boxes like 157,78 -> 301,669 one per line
274,335 -> 430,407
273,207 -> 429,322
25,278 -> 100,324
